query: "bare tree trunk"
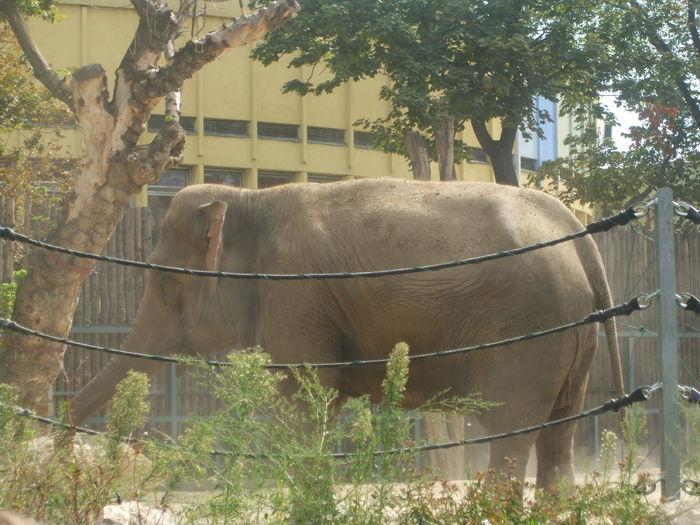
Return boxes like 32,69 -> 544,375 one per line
0,0 -> 300,412
403,131 -> 431,180
434,116 -> 456,181
471,119 -> 519,186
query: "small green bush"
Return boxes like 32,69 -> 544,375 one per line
0,371 -> 152,524
0,269 -> 25,320
0,340 -> 672,524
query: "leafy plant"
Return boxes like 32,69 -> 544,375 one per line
0,372 -> 152,524
152,343 -> 489,523
0,341 -> 672,524
0,270 -> 25,320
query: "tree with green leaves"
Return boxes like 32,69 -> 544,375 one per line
0,20 -> 73,200
537,0 -> 700,213
250,0 -> 609,185
0,0 -> 299,412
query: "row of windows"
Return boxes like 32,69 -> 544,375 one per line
467,148 -> 539,172
149,167 -> 342,195
33,113 -> 536,172
148,166 -> 327,209
147,115 -> 375,148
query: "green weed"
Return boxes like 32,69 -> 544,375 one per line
0,343 -> 674,524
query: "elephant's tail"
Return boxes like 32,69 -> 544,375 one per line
594,257 -> 625,399
604,317 -> 624,397
579,234 -> 625,398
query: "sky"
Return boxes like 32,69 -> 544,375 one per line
602,96 -> 639,151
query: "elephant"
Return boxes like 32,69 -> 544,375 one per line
68,177 -> 623,489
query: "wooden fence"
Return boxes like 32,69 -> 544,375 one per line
1,195 -> 700,473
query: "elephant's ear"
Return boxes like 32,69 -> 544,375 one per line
197,201 -> 227,290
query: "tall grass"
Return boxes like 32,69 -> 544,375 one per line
0,338 -> 673,523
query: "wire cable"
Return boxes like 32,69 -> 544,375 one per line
0,295 -> 652,369
0,205 -> 643,281
5,385 -> 655,458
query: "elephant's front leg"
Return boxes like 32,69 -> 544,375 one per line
484,433 -> 537,488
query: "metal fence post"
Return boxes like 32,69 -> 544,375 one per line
655,187 -> 681,499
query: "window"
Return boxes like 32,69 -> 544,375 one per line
258,170 -> 294,188
604,123 -> 613,139
308,126 -> 345,146
308,174 -> 341,183
258,122 -> 299,141
204,168 -> 243,187
203,118 -> 249,137
149,166 -> 190,210
468,147 -> 489,164
353,130 -> 374,149
520,157 -> 538,172
147,115 -> 196,134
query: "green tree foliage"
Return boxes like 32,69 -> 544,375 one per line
0,21 -> 73,199
14,0 -> 58,20
250,0 -> 609,185
537,0 -> 700,212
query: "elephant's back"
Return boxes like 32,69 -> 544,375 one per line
279,179 -> 586,268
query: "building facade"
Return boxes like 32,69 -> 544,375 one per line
24,0 -> 580,214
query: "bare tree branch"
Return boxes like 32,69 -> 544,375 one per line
176,0 -> 197,26
140,0 -> 299,99
132,38 -> 186,186
120,0 -> 180,75
0,0 -> 73,109
130,0 -> 150,19
122,116 -> 185,187
72,64 -> 112,131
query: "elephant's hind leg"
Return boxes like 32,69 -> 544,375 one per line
535,327 -> 598,489
534,410 -> 579,489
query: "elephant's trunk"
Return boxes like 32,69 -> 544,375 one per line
68,278 -> 185,426
67,355 -> 165,426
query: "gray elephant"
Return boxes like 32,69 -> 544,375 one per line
68,178 -> 623,489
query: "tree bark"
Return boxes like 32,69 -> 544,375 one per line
433,116 -> 457,181
403,131 -> 431,180
0,0 -> 300,413
471,119 -> 519,186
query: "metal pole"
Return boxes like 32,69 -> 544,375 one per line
655,187 -> 681,499
624,336 -> 635,391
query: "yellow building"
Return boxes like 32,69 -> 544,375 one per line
25,0 -> 587,217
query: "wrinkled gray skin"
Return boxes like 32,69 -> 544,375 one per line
69,178 -> 623,489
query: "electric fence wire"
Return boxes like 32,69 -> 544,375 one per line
675,201 -> 700,225
677,292 -> 700,315
0,294 -> 655,369
2,384 -> 658,458
0,203 -> 646,281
